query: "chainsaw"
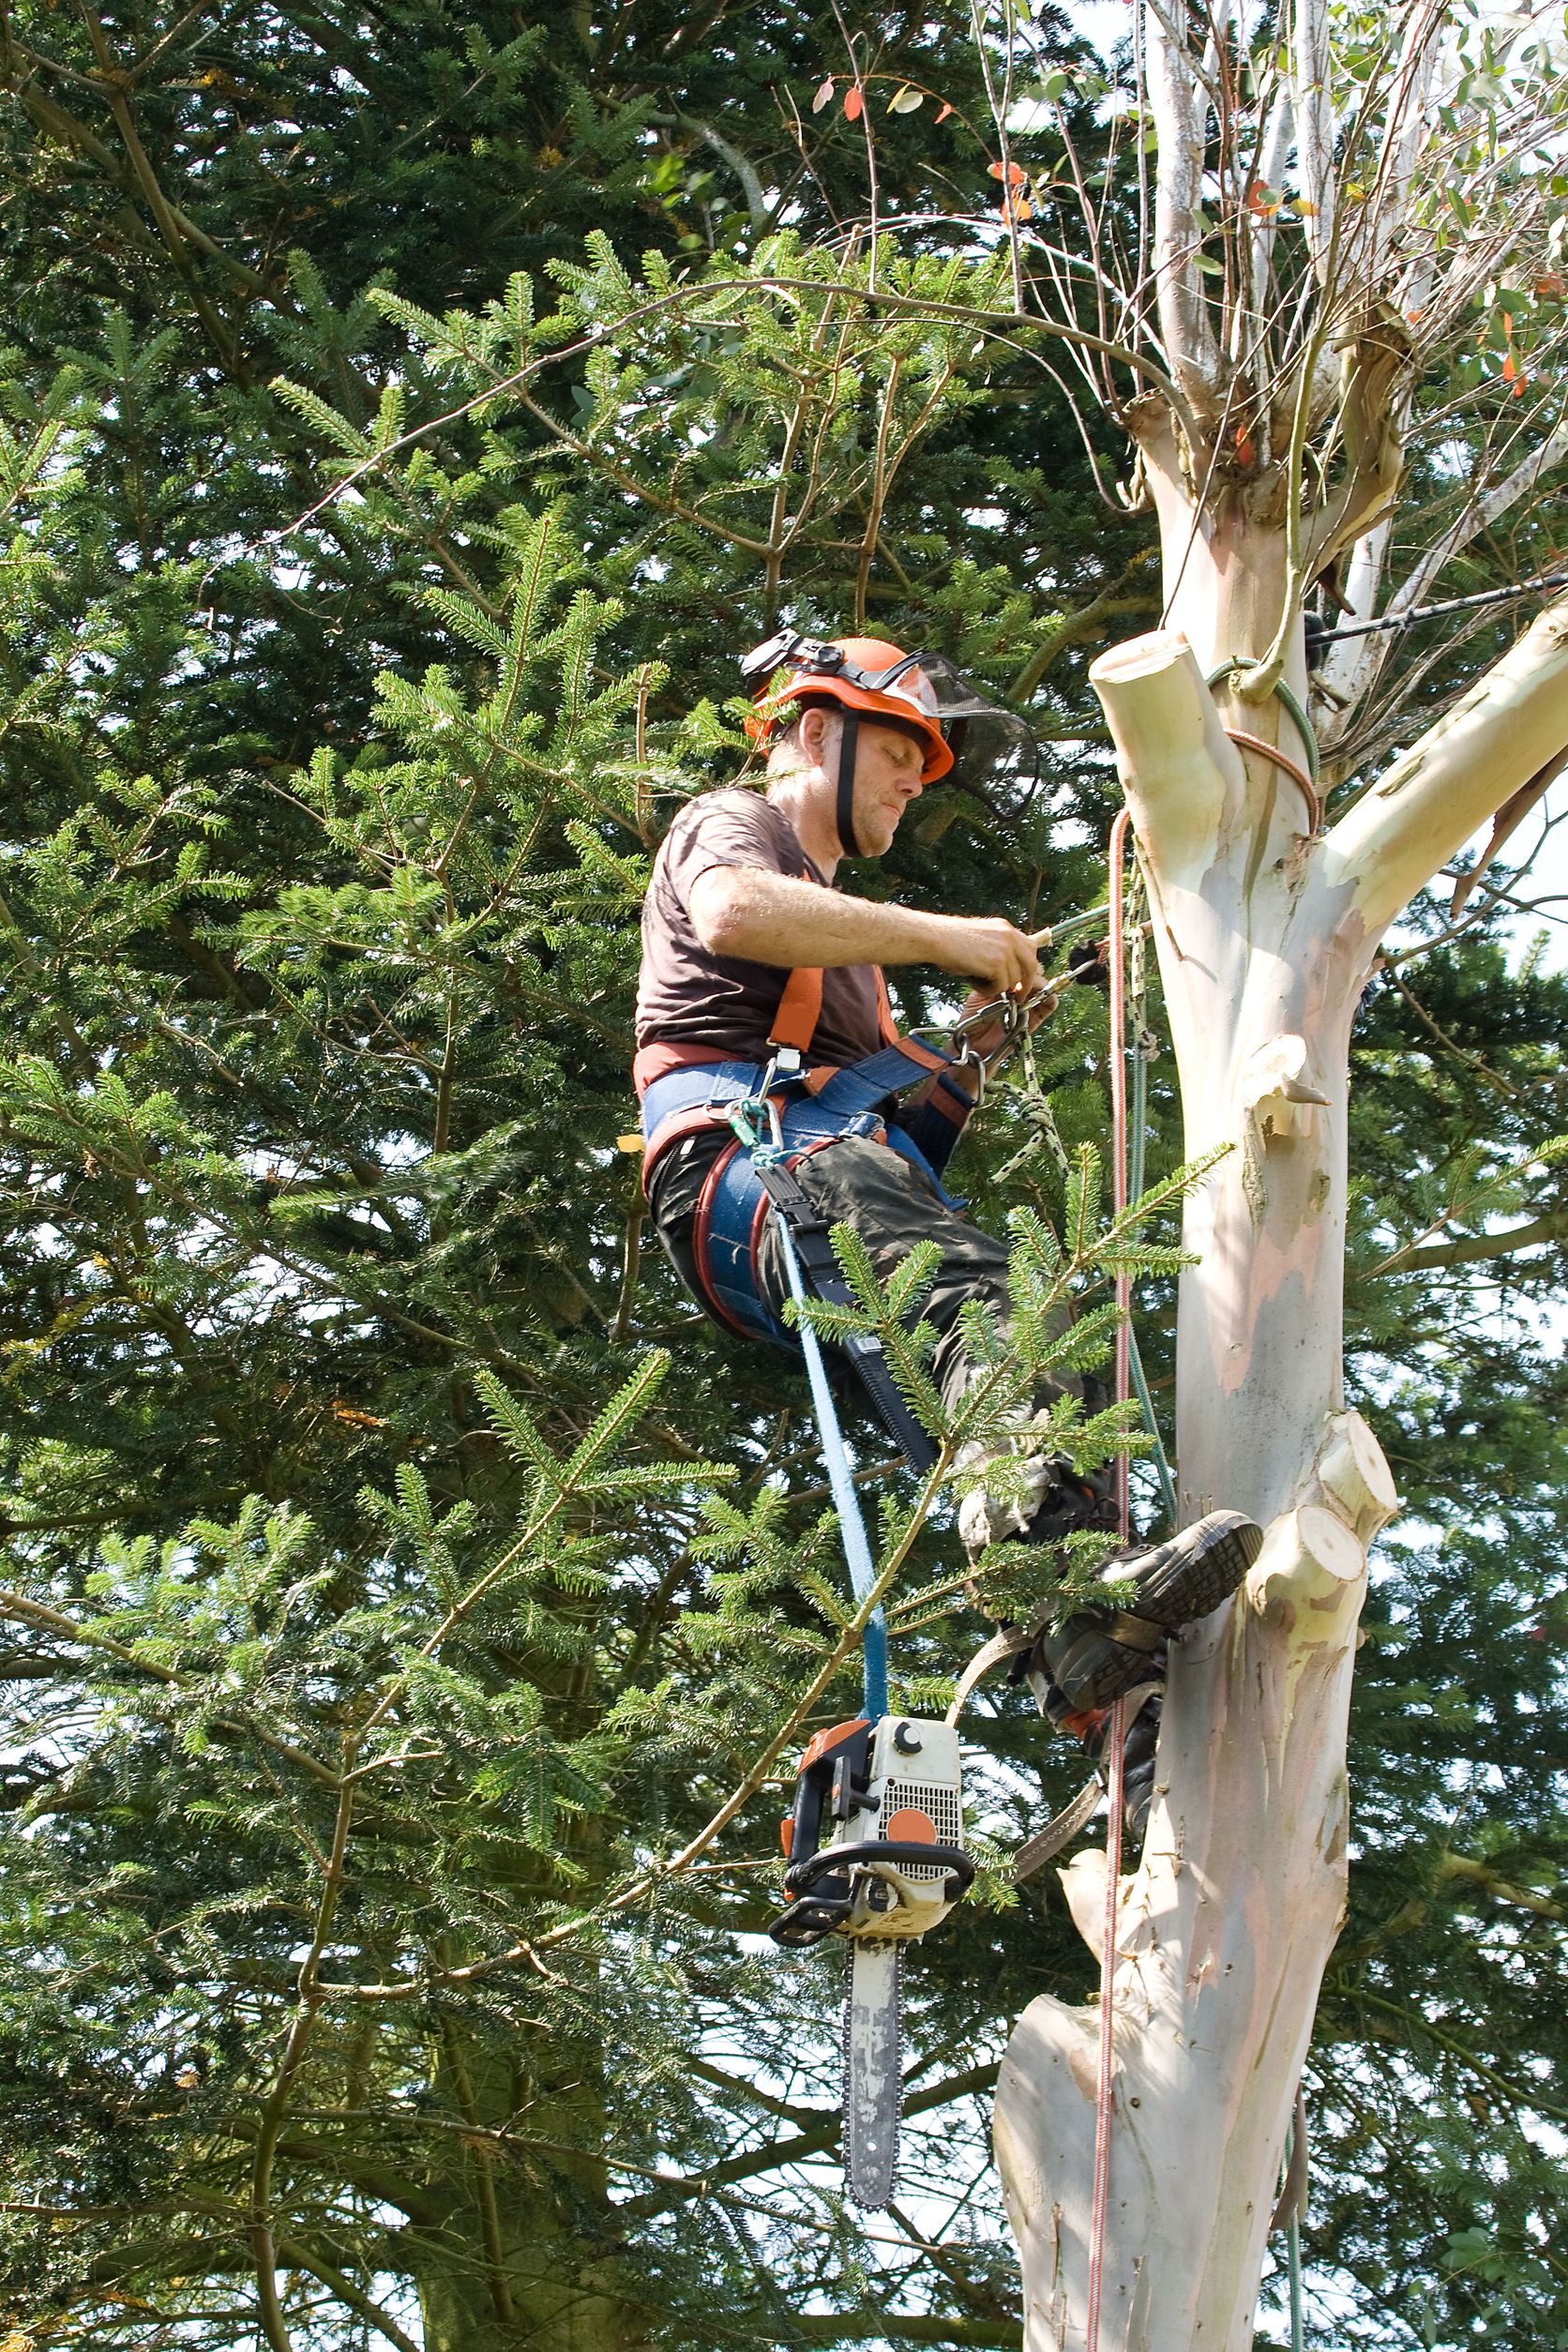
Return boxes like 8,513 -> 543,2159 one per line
770,1712 -> 976,2209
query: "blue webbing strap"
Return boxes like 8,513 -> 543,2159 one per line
764,1159 -> 889,1723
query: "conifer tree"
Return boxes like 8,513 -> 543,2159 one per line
0,7 -> 1563,2352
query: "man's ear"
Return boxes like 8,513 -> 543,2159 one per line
798,703 -> 840,772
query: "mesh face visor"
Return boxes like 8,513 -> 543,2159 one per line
741,632 -> 1041,815
880,652 -> 1041,814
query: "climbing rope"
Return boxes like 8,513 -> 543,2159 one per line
1206,661 -> 1323,834
1107,811 -> 1135,1542
1087,1681 -> 1125,2352
1087,809 -> 1137,2352
1274,2086 -> 1310,2352
1122,864 -> 1179,1529
760,1133 -> 890,1723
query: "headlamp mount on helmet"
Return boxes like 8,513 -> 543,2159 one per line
743,628 -> 1039,857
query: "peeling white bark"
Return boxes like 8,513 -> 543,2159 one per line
1288,0 -> 1337,284
1327,590 -> 1568,934
995,606 -> 1568,2350
1144,0 -> 1223,429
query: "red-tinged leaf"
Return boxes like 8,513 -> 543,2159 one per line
988,158 -> 1027,183
843,83 -> 864,121
1502,349 -> 1517,380
999,192 -> 1033,223
1235,426 -> 1256,467
936,99 -> 954,123
812,75 -> 835,113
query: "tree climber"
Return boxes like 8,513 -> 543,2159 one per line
633,633 -> 1260,1840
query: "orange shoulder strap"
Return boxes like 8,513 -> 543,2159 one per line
769,965 -> 825,1054
872,966 -> 901,1047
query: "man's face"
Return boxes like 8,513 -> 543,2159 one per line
851,718 -> 927,855
800,707 -> 926,856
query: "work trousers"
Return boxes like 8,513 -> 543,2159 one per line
648,1129 -> 1112,1550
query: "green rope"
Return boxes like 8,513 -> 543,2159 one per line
1204,658 -> 1321,789
1282,2110 -> 1306,2352
1123,898 -> 1178,1529
1125,1044 -> 1177,1526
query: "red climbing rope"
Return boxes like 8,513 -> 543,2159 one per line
1089,1693 -> 1126,2351
1088,808 -> 1135,2352
1107,808 -> 1133,1545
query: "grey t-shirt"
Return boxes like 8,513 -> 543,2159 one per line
635,790 -> 882,1068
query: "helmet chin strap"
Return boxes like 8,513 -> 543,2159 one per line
835,708 -> 862,859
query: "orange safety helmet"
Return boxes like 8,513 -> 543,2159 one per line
739,626 -> 1039,859
744,634 -> 955,783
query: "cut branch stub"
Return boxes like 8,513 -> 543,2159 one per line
1316,1409 -> 1398,1545
1239,1032 -> 1332,1147
1087,631 -> 1244,885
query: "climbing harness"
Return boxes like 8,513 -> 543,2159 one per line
637,983 -> 974,1468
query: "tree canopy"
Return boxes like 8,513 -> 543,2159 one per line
0,5 -> 1564,2348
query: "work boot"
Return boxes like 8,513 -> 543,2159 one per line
1028,1507 -> 1262,1717
1076,1682 -> 1164,1847
1026,1638 -> 1165,1847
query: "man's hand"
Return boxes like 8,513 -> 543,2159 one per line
922,912 -> 1046,995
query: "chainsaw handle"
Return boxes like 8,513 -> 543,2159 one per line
784,1839 -> 976,1900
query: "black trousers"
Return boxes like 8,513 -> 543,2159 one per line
648,1130 -> 1111,1545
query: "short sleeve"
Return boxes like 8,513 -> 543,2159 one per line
657,792 -> 804,909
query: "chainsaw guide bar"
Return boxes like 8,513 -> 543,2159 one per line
771,1714 -> 976,2209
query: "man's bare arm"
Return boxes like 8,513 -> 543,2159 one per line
688,866 -> 1044,997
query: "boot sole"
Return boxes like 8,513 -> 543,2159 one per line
1048,1511 -> 1262,1711
1118,1509 -> 1263,1632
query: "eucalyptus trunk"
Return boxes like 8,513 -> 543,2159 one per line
993,462 -> 1568,2347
